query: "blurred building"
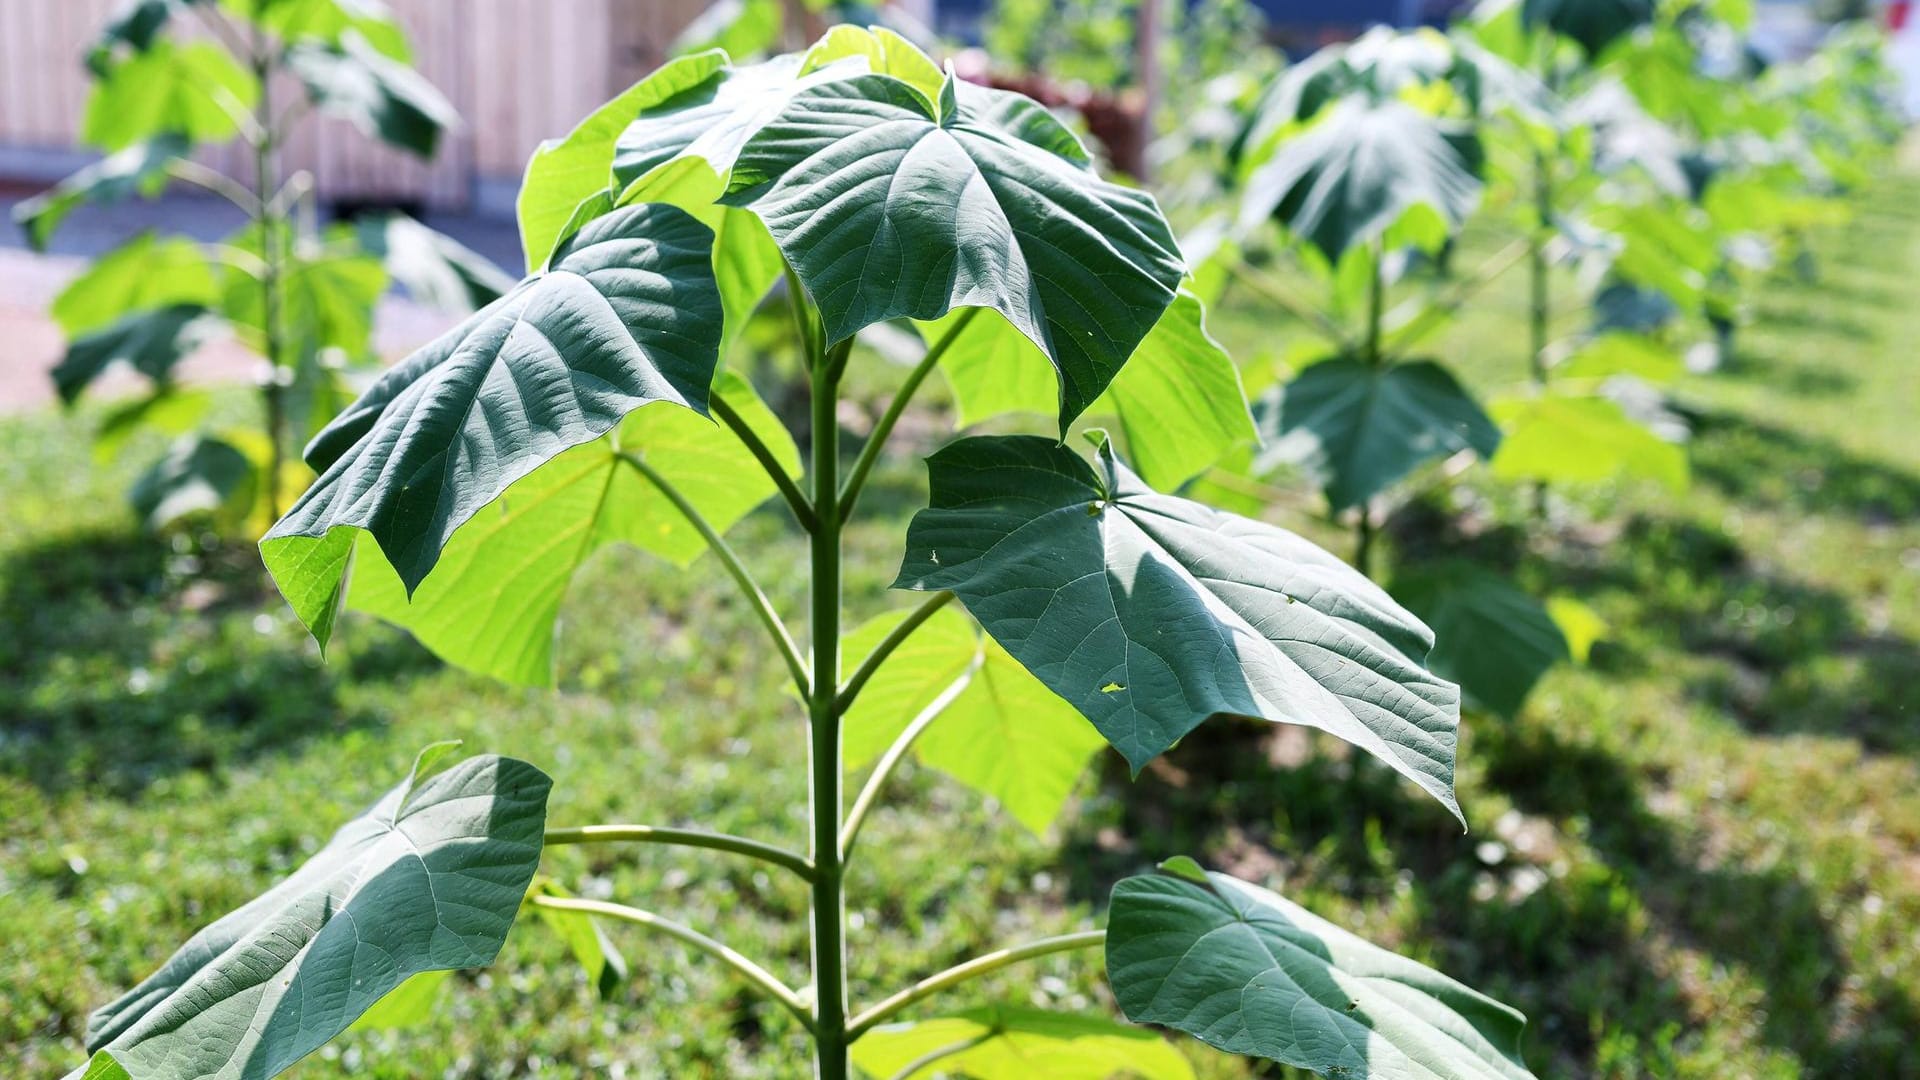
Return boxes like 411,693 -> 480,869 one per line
0,0 -> 711,215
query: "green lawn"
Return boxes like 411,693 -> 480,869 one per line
4,158 -> 1918,1078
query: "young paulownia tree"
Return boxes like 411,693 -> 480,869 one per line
69,29 -> 1538,1080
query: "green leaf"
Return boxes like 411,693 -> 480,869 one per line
895,435 -> 1462,821
52,305 -> 222,405
1555,332 -> 1683,384
13,136 -> 186,252
287,30 -> 457,159
526,879 -> 629,1000
1391,566 -> 1570,718
128,434 -> 255,530
1489,393 -> 1688,491
851,1006 -> 1197,1080
931,289 -> 1255,490
1255,358 -> 1501,512
843,605 -> 1106,835
53,233 -> 220,338
82,40 -> 258,151
723,72 -> 1186,428
671,0 -> 782,60
89,0 -> 186,61
347,970 -> 452,1031
355,212 -> 514,313
261,203 -> 724,651
332,370 -> 795,685
94,389 -> 214,463
78,752 -> 551,1080
243,0 -> 412,60
802,25 -> 947,106
1106,863 -> 1535,1079
1545,595 -> 1607,664
1522,0 -> 1655,58
516,50 -> 729,273
1238,99 -> 1481,261
219,233 -> 387,357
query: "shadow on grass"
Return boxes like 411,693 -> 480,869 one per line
1718,350 -> 1859,399
1685,409 -> 1920,525
0,527 -> 427,799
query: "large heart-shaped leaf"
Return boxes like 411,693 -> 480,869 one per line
83,40 -> 258,151
261,202 -> 723,647
53,305 -> 222,405
52,233 -> 219,338
1106,859 -> 1534,1079
1391,566 -> 1570,718
1489,392 -> 1688,491
1238,99 -> 1482,261
928,289 -> 1255,491
842,605 -> 1106,834
74,749 -> 551,1080
723,72 -> 1186,428
1255,358 -> 1501,512
332,370 -> 798,686
851,1006 -> 1196,1080
13,136 -> 186,252
1521,0 -> 1655,58
287,29 -> 457,159
894,435 -> 1461,820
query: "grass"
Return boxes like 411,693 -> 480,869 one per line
4,155 -> 1918,1078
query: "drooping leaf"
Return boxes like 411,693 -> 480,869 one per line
1255,358 -> 1501,511
851,1006 -> 1197,1080
76,751 -> 551,1080
842,605 -> 1106,835
94,389 -> 215,463
1391,566 -> 1570,718
802,24 -> 947,105
13,136 -> 186,252
128,434 -> 256,529
1490,393 -> 1688,491
1522,0 -> 1656,59
354,212 -> 514,313
347,970 -> 452,1031
1238,98 -> 1482,261
52,233 -> 220,338
88,0 -> 187,65
243,0 -> 412,60
82,40 -> 258,151
932,289 -> 1255,490
723,72 -> 1186,428
526,879 -> 628,1000
895,435 -> 1462,820
334,371 -> 796,686
261,203 -> 724,651
52,305 -> 222,405
287,29 -> 458,158
1106,860 -> 1535,1079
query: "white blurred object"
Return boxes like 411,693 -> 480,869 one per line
1891,1 -> 1920,118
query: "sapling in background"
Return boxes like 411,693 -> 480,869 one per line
17,0 -> 508,535
67,27 -> 1539,1080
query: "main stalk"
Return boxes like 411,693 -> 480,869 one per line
807,341 -> 850,1078
249,29 -> 288,522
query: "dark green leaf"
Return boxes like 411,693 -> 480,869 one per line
1239,99 -> 1482,261
12,137 -> 186,251
355,212 -> 514,313
1107,861 -> 1535,1079
1256,358 -> 1501,511
261,203 -> 724,648
77,751 -> 551,1080
723,72 -> 1186,428
82,40 -> 257,151
53,304 -> 221,405
128,434 -> 255,529
852,1006 -> 1196,1080
1391,566 -> 1570,718
1521,0 -> 1655,58
895,435 -> 1462,819
287,30 -> 457,158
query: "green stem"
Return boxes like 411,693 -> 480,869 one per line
834,591 -> 954,715
1364,240 -> 1385,368
1529,150 -> 1553,520
885,1032 -> 994,1080
808,338 -> 851,1079
543,825 -> 813,882
846,931 -> 1108,1038
620,452 -> 811,695
838,308 -> 980,522
1230,254 -> 1352,350
526,894 -> 813,1030
249,29 -> 287,523
163,159 -> 262,216
840,668 -> 972,861
1354,500 -> 1375,579
712,392 -> 817,532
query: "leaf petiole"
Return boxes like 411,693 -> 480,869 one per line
833,591 -> 954,716
544,825 -> 813,882
846,930 -> 1107,1038
837,307 -> 980,522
